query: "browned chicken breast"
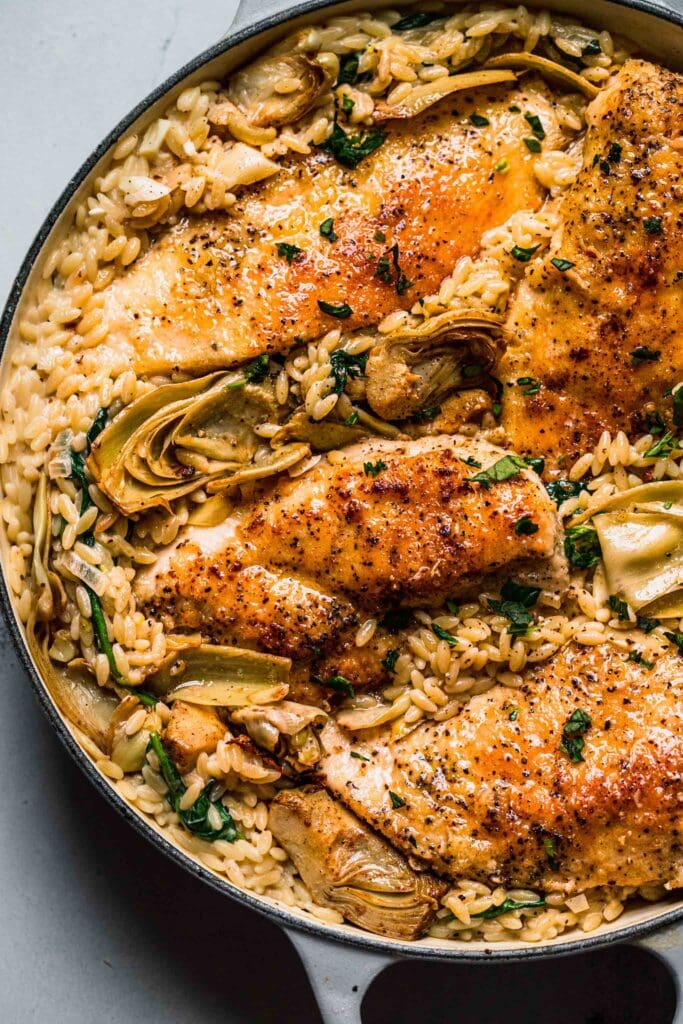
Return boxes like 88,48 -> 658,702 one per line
269,787 -> 446,939
104,81 -> 568,375
136,436 -> 566,674
318,641 -> 683,892
499,60 -> 683,465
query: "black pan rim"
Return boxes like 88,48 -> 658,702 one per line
3,0 -> 683,964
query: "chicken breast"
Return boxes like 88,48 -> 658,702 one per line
136,435 -> 566,669
103,81 -> 569,375
318,641 -> 683,892
499,60 -> 683,466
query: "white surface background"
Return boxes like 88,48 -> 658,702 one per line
0,2 -> 681,1021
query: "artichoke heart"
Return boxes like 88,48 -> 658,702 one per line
218,53 -> 331,130
232,700 -> 328,770
147,644 -> 291,707
88,371 -> 310,514
269,788 -> 446,940
588,481 -> 683,617
365,310 -> 504,421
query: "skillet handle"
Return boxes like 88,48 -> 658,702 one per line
230,0 -> 302,34
285,927 -> 395,1023
634,921 -> 683,1022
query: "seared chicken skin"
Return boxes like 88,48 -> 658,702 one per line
500,60 -> 683,465
104,81 -> 568,375
318,642 -> 683,892
137,436 -> 566,679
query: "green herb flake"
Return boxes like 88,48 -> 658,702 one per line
509,104 -> 521,113
665,631 -> 683,655
673,389 -> 683,428
412,405 -> 441,422
488,580 -> 540,638
564,524 -> 601,569
379,608 -> 412,633
543,836 -> 559,869
628,650 -> 654,670
375,242 -> 412,295
524,112 -> 545,139
89,588 -> 122,683
148,732 -> 241,842
545,478 -> 586,505
643,216 -> 663,235
469,113 -> 490,127
463,455 -> 482,468
389,790 -> 406,809
471,454 -> 527,487
393,11 -> 444,31
446,600 -> 460,615
432,622 -> 458,646
510,243 -> 540,262
507,705 -> 519,722
645,410 -> 666,436
337,53 -> 360,86
631,345 -> 661,366
321,122 -> 387,169
517,376 -> 541,396
276,242 -> 304,263
637,613 -> 661,634
494,158 -> 509,173
320,217 -> 337,242
550,257 -> 575,272
582,39 -> 601,56
382,648 -> 400,673
329,349 -> 367,393
350,751 -> 370,762
341,93 -> 355,116
344,411 -> 359,426
244,353 -> 270,384
318,299 -> 354,319
374,230 -> 386,243
524,456 -> 545,475
560,708 -> 592,763
608,595 -> 630,621
472,896 -> 545,920
515,514 -> 539,536
363,459 -> 387,478
523,137 -> 542,153
644,430 -> 676,459
323,674 -> 355,698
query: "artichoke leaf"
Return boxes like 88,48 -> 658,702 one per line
589,482 -> 683,615
204,442 -> 311,493
373,69 -> 517,120
232,700 -> 328,769
484,52 -> 599,98
366,310 -> 503,421
32,472 -> 66,620
272,406 -> 401,451
147,644 -> 291,706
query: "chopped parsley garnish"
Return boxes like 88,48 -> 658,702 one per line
517,376 -> 541,396
471,454 -> 527,487
665,631 -> 683,655
463,455 -> 482,468
318,299 -> 353,319
643,216 -> 663,235
337,53 -> 361,86
413,405 -> 441,422
463,363 -> 484,379
344,411 -> 359,426
515,515 -> 539,535
321,674 -> 355,698
341,94 -> 355,116
524,112 -> 545,139
469,113 -> 490,127
321,122 -> 387,169
375,243 -> 412,295
350,751 -> 370,762
329,349 -> 367,393
543,836 -> 559,869
148,733 -> 241,842
523,137 -> 542,153
550,257 -> 575,272
432,622 -> 458,646
382,648 -> 400,673
363,459 -> 387,477
631,346 -> 661,365
320,217 -> 337,242
379,608 -> 412,633
374,230 -> 386,243
560,708 -> 592,763
389,790 -> 406,809
524,456 -> 545,475
488,579 -> 540,637
644,430 -> 676,458
645,410 -> 667,436
564,524 -> 601,569
637,613 -> 661,634
509,104 -> 521,113
673,389 -> 683,428
545,478 -> 586,505
608,595 -> 630,621
582,39 -> 601,56
276,242 -> 304,263
628,650 -> 654,670
494,158 -> 509,173
245,353 -> 270,383
472,896 -> 545,920
507,706 -> 519,721
446,600 -> 460,615
393,11 -> 443,30
607,141 -> 622,164
511,243 -> 540,262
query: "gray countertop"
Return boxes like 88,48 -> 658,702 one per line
0,2 -> 680,1020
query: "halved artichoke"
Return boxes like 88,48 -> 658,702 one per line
484,53 -> 599,99
373,69 -> 517,120
232,700 -> 328,770
269,788 -> 446,939
216,53 -> 331,130
365,310 -> 504,421
88,372 -> 310,515
272,405 -> 401,451
587,481 -> 683,618
108,695 -> 163,772
147,644 -> 291,707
